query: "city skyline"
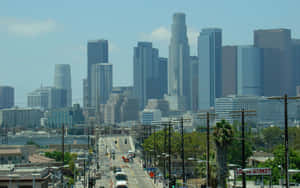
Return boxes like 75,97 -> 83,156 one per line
1,1 -> 300,106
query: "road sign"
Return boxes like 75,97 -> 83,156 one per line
236,168 -> 271,176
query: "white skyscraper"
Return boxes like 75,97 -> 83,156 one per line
91,63 -> 113,109
54,64 -> 72,106
167,12 -> 190,110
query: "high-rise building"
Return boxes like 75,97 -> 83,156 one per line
54,64 -> 72,106
198,28 -> 222,110
0,86 -> 14,109
254,29 -> 295,96
189,56 -> 199,111
83,79 -> 88,108
27,87 -> 67,109
237,46 -> 263,96
167,13 -> 190,110
292,39 -> 300,89
86,40 -> 109,107
222,46 -> 237,97
158,57 -> 168,98
91,63 -> 113,108
133,42 -> 160,109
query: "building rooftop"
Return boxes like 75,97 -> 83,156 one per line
0,148 -> 21,155
28,154 -> 55,164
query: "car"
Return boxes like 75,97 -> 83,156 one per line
115,180 -> 128,188
115,172 -> 128,182
122,156 -> 129,162
128,150 -> 135,158
114,167 -> 122,174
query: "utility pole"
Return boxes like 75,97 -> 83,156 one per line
198,112 -> 216,188
231,109 -> 256,188
168,120 -> 172,188
180,117 -> 186,184
61,123 -> 65,187
284,95 -> 288,188
164,123 -> 167,179
206,112 -> 210,188
241,109 -> 246,188
268,94 -> 300,188
84,160 -> 86,188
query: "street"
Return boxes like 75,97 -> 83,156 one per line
96,135 -> 156,188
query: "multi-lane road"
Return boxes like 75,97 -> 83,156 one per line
96,135 -> 156,188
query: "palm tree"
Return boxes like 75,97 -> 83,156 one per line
213,120 -> 234,188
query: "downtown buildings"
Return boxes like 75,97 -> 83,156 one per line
133,42 -> 167,109
85,39 -> 109,109
0,86 -> 14,109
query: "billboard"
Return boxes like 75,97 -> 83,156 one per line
236,168 -> 271,176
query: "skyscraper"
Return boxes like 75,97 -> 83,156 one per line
91,63 -> 113,109
237,46 -> 263,96
133,42 -> 160,109
198,28 -> 222,110
222,46 -> 237,97
167,13 -> 190,110
158,57 -> 168,98
83,79 -> 88,108
54,64 -> 72,106
292,39 -> 300,88
254,29 -> 295,96
0,86 -> 14,109
86,40 -> 109,107
190,56 -> 199,111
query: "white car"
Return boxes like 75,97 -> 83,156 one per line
115,180 -> 128,188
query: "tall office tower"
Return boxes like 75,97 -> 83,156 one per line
237,46 -> 264,96
133,42 -> 160,109
83,79 -> 88,108
168,13 -> 190,110
87,40 -> 109,107
190,56 -> 199,111
292,39 -> 300,89
254,29 -> 295,96
222,46 -> 237,97
54,64 -> 72,106
198,28 -> 222,110
158,57 -> 168,98
0,86 -> 14,109
91,63 -> 113,109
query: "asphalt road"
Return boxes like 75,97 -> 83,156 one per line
96,135 -> 155,188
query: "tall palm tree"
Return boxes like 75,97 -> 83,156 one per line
213,120 -> 234,188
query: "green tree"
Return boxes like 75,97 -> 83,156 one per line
258,145 -> 300,184
262,127 -> 283,151
213,120 -> 234,188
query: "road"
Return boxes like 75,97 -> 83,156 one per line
96,135 -> 156,188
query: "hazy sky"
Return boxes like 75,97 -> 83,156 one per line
1,0 -> 300,106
